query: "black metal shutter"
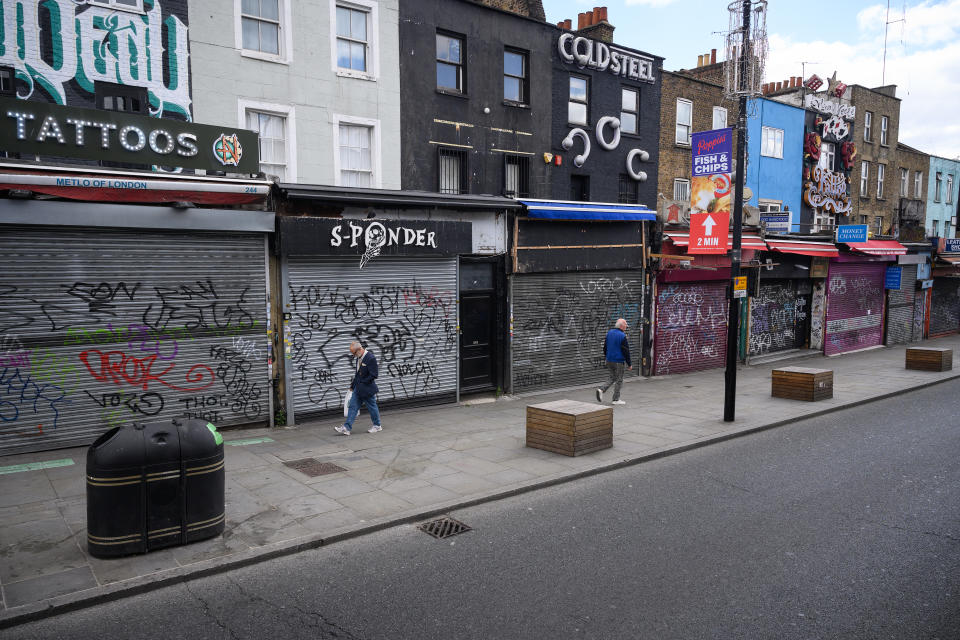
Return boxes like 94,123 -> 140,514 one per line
885,265 -> 917,345
511,271 -> 643,393
749,280 -> 798,356
929,278 -> 960,337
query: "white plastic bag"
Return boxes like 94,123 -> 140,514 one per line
343,390 -> 353,417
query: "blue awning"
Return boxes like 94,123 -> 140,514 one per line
519,199 -> 657,221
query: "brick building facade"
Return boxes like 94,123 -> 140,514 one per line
895,142 -> 929,242
657,55 -> 738,218
849,85 -> 901,236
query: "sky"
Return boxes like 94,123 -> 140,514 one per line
543,0 -> 960,160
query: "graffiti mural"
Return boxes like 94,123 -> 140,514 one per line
287,262 -> 459,415
653,281 -> 728,376
0,0 -> 191,118
512,273 -> 643,393
0,231 -> 268,454
748,282 -> 797,356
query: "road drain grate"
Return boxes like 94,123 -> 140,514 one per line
283,458 -> 347,477
418,516 -> 471,539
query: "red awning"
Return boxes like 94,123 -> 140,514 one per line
664,232 -> 767,250
766,239 -> 839,257
844,240 -> 907,256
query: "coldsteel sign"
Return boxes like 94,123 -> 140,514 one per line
0,97 -> 260,173
557,33 -> 656,83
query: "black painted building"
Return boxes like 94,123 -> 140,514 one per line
398,0 -> 554,198
548,21 -> 663,205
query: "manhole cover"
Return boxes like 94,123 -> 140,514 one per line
283,458 -> 346,477
417,516 -> 471,539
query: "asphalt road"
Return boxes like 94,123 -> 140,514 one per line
8,380 -> 960,640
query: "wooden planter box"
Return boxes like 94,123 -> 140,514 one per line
526,400 -> 613,457
905,347 -> 953,372
771,367 -> 833,402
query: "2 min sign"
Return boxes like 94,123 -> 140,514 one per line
688,211 -> 730,255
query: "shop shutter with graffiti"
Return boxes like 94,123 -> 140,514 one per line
654,281 -> 728,375
929,278 -> 960,337
824,262 -> 885,355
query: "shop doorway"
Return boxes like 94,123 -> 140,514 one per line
459,259 -> 500,391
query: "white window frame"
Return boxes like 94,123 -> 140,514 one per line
675,98 -> 692,146
860,161 -> 869,196
899,168 -> 908,197
329,0 -> 379,80
235,0 -> 293,64
237,98 -> 297,181
864,111 -> 872,141
948,175 -> 955,205
332,113 -> 382,189
880,115 -> 889,146
935,172 -> 943,202
89,0 -> 145,12
933,219 -> 940,236
915,171 -> 923,199
818,141 -> 836,171
876,163 -> 885,199
761,126 -> 783,159
758,200 -> 781,213
673,178 -> 690,202
712,106 -> 727,130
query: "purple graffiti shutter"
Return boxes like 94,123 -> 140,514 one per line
654,281 -> 728,376
824,262 -> 885,356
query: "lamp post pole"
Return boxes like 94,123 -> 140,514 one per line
723,0 -> 751,422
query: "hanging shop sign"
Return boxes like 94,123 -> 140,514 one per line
943,239 -> 960,253
760,212 -> 791,233
557,33 -> 656,83
804,95 -> 856,120
690,128 -> 733,217
688,211 -> 730,255
836,225 -> 869,243
803,167 -> 851,214
277,217 -> 472,262
0,97 -> 260,173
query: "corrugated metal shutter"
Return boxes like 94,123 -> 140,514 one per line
654,281 -> 728,375
511,271 -> 643,393
885,265 -> 917,345
285,256 -> 457,421
929,278 -> 960,337
749,280 -> 798,356
0,227 -> 269,457
824,262 -> 885,355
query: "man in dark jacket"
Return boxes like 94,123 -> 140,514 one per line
335,341 -> 382,435
596,318 -> 632,405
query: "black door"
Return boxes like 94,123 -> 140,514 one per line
460,261 -> 497,391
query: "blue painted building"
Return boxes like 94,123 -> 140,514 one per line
745,97 -> 805,232
926,155 -> 960,238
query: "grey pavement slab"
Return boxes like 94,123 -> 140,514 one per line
1,335 -> 959,626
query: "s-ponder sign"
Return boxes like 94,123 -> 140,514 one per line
0,97 -> 260,173
690,128 -> 733,217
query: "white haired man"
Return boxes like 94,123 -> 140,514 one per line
335,341 -> 383,435
596,318 -> 632,405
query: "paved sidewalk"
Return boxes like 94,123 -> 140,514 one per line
2,336 -> 959,626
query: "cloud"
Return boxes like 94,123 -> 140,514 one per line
765,1 -> 960,159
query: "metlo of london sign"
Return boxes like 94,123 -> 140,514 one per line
0,97 -> 260,173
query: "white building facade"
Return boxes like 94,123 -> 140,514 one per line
189,0 -> 401,187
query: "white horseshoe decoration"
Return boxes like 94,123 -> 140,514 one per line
596,116 -> 621,151
562,128 -> 591,167
626,148 -> 650,181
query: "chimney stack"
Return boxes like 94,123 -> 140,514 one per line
576,5 -> 615,43
710,48 -> 717,65
577,12 -> 587,29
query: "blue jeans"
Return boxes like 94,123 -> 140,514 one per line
343,392 -> 380,432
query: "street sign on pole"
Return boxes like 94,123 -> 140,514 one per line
688,211 -> 730,254
733,276 -> 747,298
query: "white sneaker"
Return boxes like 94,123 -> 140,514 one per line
612,400 -> 626,405
595,388 -> 603,403
335,425 -> 351,436
367,425 -> 383,433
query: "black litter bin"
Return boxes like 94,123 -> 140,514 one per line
86,418 -> 225,558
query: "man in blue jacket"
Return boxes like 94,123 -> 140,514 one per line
335,341 -> 382,435
596,318 -> 632,405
